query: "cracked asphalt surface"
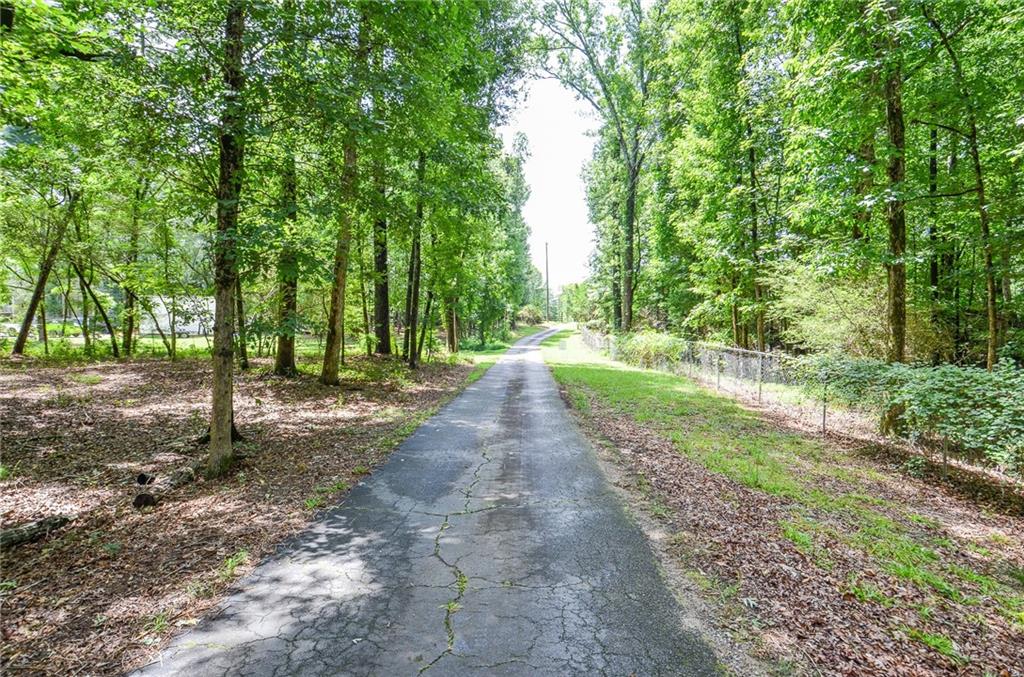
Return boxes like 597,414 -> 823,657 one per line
135,328 -> 719,676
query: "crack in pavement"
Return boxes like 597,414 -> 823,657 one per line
419,386 -> 507,673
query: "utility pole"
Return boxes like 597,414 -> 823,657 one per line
545,241 -> 550,321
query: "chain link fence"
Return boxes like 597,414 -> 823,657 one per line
579,326 -> 879,441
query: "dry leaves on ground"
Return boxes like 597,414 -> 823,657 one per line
0,355 -> 470,675
566,386 -> 1024,677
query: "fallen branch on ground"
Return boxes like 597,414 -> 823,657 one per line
1,515 -> 74,550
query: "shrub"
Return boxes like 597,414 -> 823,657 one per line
517,305 -> 543,326
615,332 -> 686,367
797,354 -> 1024,475
45,323 -> 82,337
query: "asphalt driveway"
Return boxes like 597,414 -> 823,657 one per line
135,328 -> 718,676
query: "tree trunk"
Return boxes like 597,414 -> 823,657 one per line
38,303 -> 48,355
123,291 -> 135,355
71,261 -> 119,357
359,233 -> 372,356
928,125 -> 941,364
1,515 -> 72,550
735,20 -> 765,352
883,4 -> 906,363
621,166 -> 636,332
610,204 -> 622,331
123,184 -> 142,356
407,150 -> 426,368
372,165 -> 391,355
1003,164 -> 1019,335
445,301 -> 458,353
12,192 -> 77,355
747,139 -> 765,352
971,135 -> 998,370
921,6 -> 997,368
321,139 -> 358,386
142,299 -> 172,357
169,296 -> 177,359
80,273 -> 91,351
417,289 -> 433,363
730,276 -> 740,346
274,155 -> 299,376
235,276 -> 249,370
208,0 -> 247,477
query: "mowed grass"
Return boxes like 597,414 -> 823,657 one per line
540,329 -> 1024,658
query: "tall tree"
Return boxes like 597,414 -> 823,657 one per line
208,0 -> 247,476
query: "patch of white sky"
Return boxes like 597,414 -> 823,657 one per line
499,77 -> 599,294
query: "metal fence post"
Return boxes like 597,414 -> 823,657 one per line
821,376 -> 827,436
757,354 -> 763,404
716,355 -> 721,390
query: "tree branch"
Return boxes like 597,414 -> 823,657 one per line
910,118 -> 969,138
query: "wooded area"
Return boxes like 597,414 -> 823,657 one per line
549,0 -> 1022,372
1,0 -> 545,476
2,1 -> 1024,674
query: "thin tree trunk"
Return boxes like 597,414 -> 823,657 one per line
610,203 -> 622,331
235,276 -> 249,370
747,136 -> 765,351
359,233 -> 371,357
169,296 -> 177,359
928,125 -> 941,364
80,273 -> 91,351
123,291 -> 135,355
417,289 -> 433,363
123,183 -> 142,356
58,271 -> 80,339
372,165 -> 391,355
208,0 -> 247,477
1003,164 -> 1019,335
12,193 -> 77,355
70,261 -> 119,357
141,299 -> 172,357
883,2 -> 906,363
408,150 -> 426,368
274,162 -> 298,375
922,6 -> 996,368
60,270 -> 69,335
321,139 -> 358,386
734,20 -> 766,352
38,303 -> 48,355
445,301 -> 458,353
621,166 -> 636,332
274,0 -> 299,375
972,138 -> 997,369
730,276 -> 740,346
402,242 -> 415,361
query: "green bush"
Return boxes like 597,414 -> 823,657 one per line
517,305 -> 543,326
797,354 -> 1024,475
45,323 -> 83,337
615,332 -> 686,367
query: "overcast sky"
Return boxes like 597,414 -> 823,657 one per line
499,77 -> 598,294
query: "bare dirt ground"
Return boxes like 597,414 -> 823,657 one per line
0,355 -> 470,675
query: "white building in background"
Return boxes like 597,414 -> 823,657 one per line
139,296 -> 214,337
